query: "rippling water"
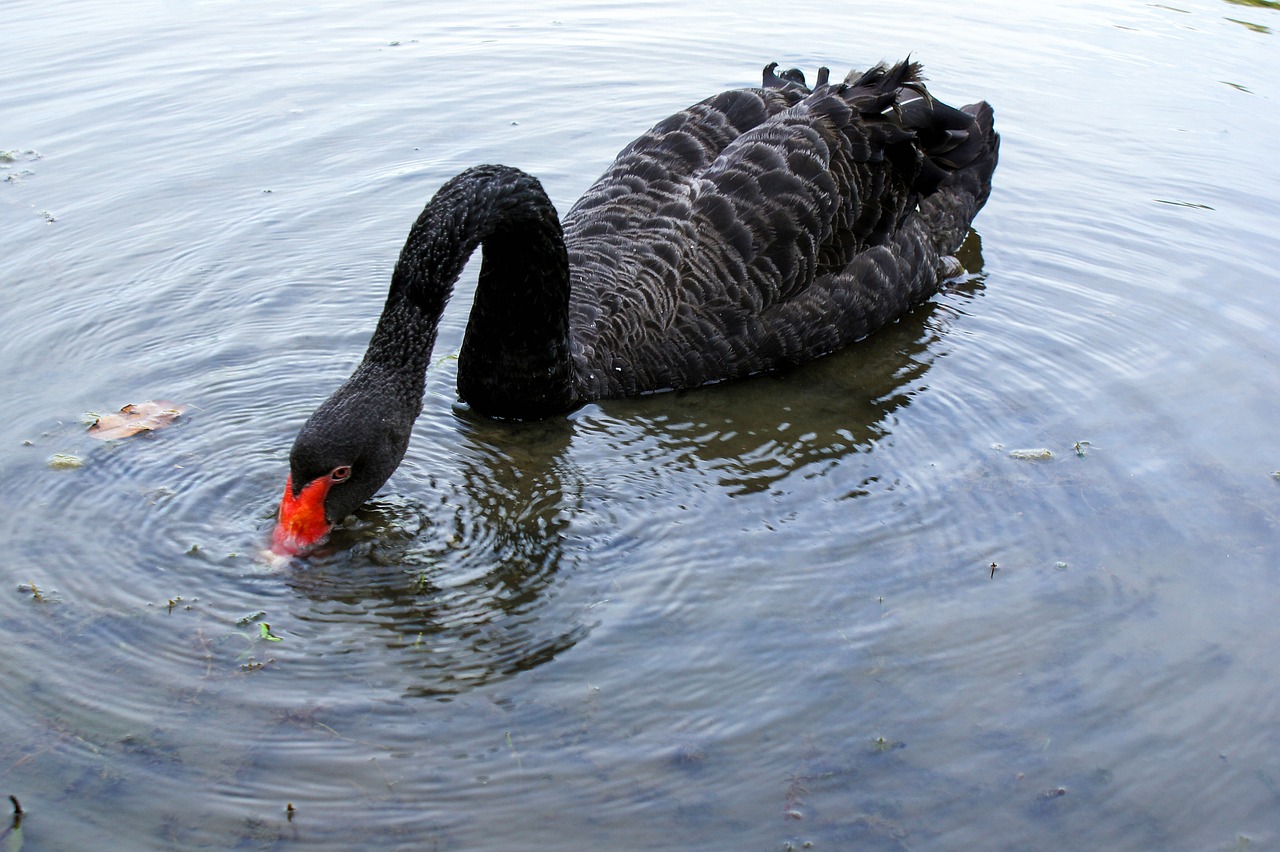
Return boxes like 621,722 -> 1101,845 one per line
3,0 -> 1278,848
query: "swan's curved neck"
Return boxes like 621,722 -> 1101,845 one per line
362,165 -> 578,420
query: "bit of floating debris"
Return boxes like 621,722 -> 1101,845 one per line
47,453 -> 84,470
87,400 -> 188,440
1008,448 -> 1053,460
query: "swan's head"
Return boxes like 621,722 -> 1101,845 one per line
271,374 -> 415,557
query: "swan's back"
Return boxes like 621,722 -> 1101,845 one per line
562,61 -> 999,397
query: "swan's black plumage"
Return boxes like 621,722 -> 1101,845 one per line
273,60 -> 1000,554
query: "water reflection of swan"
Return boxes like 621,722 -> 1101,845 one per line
286,421 -> 589,699
590,231 -> 989,498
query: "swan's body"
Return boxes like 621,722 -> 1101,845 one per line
272,60 -> 1000,555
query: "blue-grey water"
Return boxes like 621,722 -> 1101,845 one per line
2,0 -> 1278,848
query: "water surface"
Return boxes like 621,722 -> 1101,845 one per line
2,0 -> 1278,848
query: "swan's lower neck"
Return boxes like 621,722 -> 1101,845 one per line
458,216 -> 578,418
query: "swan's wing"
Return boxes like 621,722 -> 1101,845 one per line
568,63 -> 998,396
563,85 -> 806,387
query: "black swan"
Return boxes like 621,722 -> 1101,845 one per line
272,60 -> 1000,556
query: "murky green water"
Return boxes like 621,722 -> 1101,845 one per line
2,0 -> 1278,848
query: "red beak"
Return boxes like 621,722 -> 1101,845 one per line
271,474 -> 333,556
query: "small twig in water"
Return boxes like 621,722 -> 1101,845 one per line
8,795 -> 21,814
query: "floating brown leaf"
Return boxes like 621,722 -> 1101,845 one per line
88,400 -> 188,440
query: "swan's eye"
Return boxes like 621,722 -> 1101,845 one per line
330,465 -> 352,483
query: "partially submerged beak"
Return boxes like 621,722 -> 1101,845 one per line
271,474 -> 333,556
